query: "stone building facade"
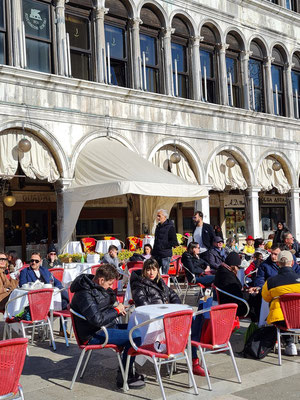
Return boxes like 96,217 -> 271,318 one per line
0,0 -> 300,258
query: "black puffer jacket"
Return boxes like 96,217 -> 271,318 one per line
130,270 -> 181,307
152,219 -> 178,259
70,274 -> 118,343
181,251 -> 208,282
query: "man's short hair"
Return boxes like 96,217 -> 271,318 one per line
108,245 -> 118,252
31,252 -> 41,258
157,209 -> 169,218
271,244 -> 280,251
194,211 -> 203,219
95,263 -> 119,281
282,232 -> 293,241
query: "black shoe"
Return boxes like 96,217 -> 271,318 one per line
116,371 -> 145,389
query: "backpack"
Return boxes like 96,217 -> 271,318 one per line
243,325 -> 277,359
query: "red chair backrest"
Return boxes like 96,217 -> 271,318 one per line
161,275 -> 170,286
49,268 -> 64,282
0,338 -> 28,396
27,289 -> 53,321
279,293 -> 300,329
81,237 -> 96,253
163,310 -> 193,356
91,264 -> 102,275
168,256 -> 183,276
70,311 -> 84,347
68,287 -> 75,303
127,261 -> 144,272
203,304 -> 237,346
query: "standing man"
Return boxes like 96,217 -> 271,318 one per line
192,211 -> 215,253
152,209 -> 178,274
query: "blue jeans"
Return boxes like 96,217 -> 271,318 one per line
195,275 -> 215,286
88,324 -> 142,369
160,257 -> 171,275
191,298 -> 213,359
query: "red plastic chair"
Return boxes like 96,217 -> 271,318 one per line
181,264 -> 207,304
69,308 -> 125,390
81,237 -> 96,253
168,256 -> 184,295
275,293 -> 300,365
126,261 -> 144,272
191,303 -> 241,391
123,310 -> 198,398
49,267 -> 64,282
0,338 -> 28,399
90,264 -> 102,275
52,287 -> 75,347
4,289 -> 56,354
161,274 -> 170,286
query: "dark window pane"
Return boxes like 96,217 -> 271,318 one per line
26,38 -> 50,72
4,211 -> 22,246
25,210 -> 48,244
177,74 -> 187,98
140,34 -> 156,66
0,32 -> 5,64
200,50 -> 213,78
105,24 -> 125,60
146,67 -> 157,92
273,92 -> 283,115
292,70 -> 300,92
226,56 -> 236,82
0,0 -> 4,28
66,14 -> 90,50
271,65 -> 282,91
249,58 -> 264,112
23,0 -> 50,40
171,42 -> 186,72
70,51 -> 90,80
76,219 -> 113,236
110,60 -> 126,86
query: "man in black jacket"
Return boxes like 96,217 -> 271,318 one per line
152,209 -> 178,274
192,211 -> 215,253
70,264 -> 144,389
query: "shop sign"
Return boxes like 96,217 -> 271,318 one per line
224,195 -> 245,208
14,192 -> 56,202
85,197 -> 127,207
260,195 -> 287,205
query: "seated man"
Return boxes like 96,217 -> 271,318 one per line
19,252 -> 69,315
7,250 -> 23,273
202,236 -> 226,273
262,250 -> 300,356
181,242 -> 214,286
283,232 -> 300,258
42,244 -> 62,270
70,264 -> 144,389
0,252 -> 18,310
102,245 -> 123,273
254,244 -> 300,290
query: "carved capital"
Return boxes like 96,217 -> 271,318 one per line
191,36 -> 201,47
241,50 -> 253,61
216,43 -> 229,53
129,18 -> 143,29
162,27 -> 175,38
95,7 -> 108,19
264,56 -> 275,66
284,62 -> 294,71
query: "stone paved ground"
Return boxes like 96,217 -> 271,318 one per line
1,290 -> 300,400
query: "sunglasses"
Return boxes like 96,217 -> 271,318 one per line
0,258 -> 7,261
49,252 -> 56,255
30,259 -> 40,263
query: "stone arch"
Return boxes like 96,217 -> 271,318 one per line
137,0 -> 169,27
256,149 -> 297,189
147,137 -> 205,184
169,10 -> 197,36
248,35 -> 269,57
199,19 -> 223,43
70,130 -> 139,177
205,144 -> 254,188
105,0 -> 136,18
224,28 -> 247,52
270,42 -> 289,63
0,120 -> 68,178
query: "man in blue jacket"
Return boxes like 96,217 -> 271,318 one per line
254,244 -> 300,290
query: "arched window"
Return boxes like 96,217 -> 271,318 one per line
65,1 -> 94,80
249,40 -> 265,112
104,0 -> 130,87
22,0 -> 54,73
226,33 -> 243,108
139,6 -> 162,93
292,53 -> 300,118
0,0 -> 7,64
271,47 -> 285,116
171,16 -> 190,99
200,25 -> 218,104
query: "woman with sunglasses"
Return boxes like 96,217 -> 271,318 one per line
42,244 -> 62,270
0,252 -> 18,310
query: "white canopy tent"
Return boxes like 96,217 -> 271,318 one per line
60,137 -> 208,250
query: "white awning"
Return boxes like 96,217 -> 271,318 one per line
257,157 -> 291,194
60,137 -> 208,249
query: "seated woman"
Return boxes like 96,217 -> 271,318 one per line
0,252 -> 18,310
130,258 -> 181,307
42,244 -> 62,270
181,242 -> 215,286
214,252 -> 261,321
129,244 -> 153,262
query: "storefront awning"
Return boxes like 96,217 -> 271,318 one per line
60,137 -> 208,249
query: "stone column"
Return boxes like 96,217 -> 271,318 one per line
11,0 -> 23,67
195,194 -> 211,223
217,43 -> 229,105
162,27 -> 175,96
245,187 -> 261,238
284,62 -> 294,118
54,0 -> 69,76
288,189 -> 300,242
263,56 -> 275,114
191,36 -> 201,101
94,4 -> 108,83
241,50 -> 252,110
55,179 -> 73,252
129,18 -> 142,90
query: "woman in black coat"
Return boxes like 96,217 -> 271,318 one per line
273,221 -> 289,245
130,259 -> 181,307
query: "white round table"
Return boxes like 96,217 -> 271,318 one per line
141,236 -> 155,249
65,241 -> 83,254
95,240 -> 122,254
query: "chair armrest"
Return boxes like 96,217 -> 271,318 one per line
244,269 -> 258,287
213,285 -> 250,317
193,308 -> 212,318
128,314 -> 165,351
